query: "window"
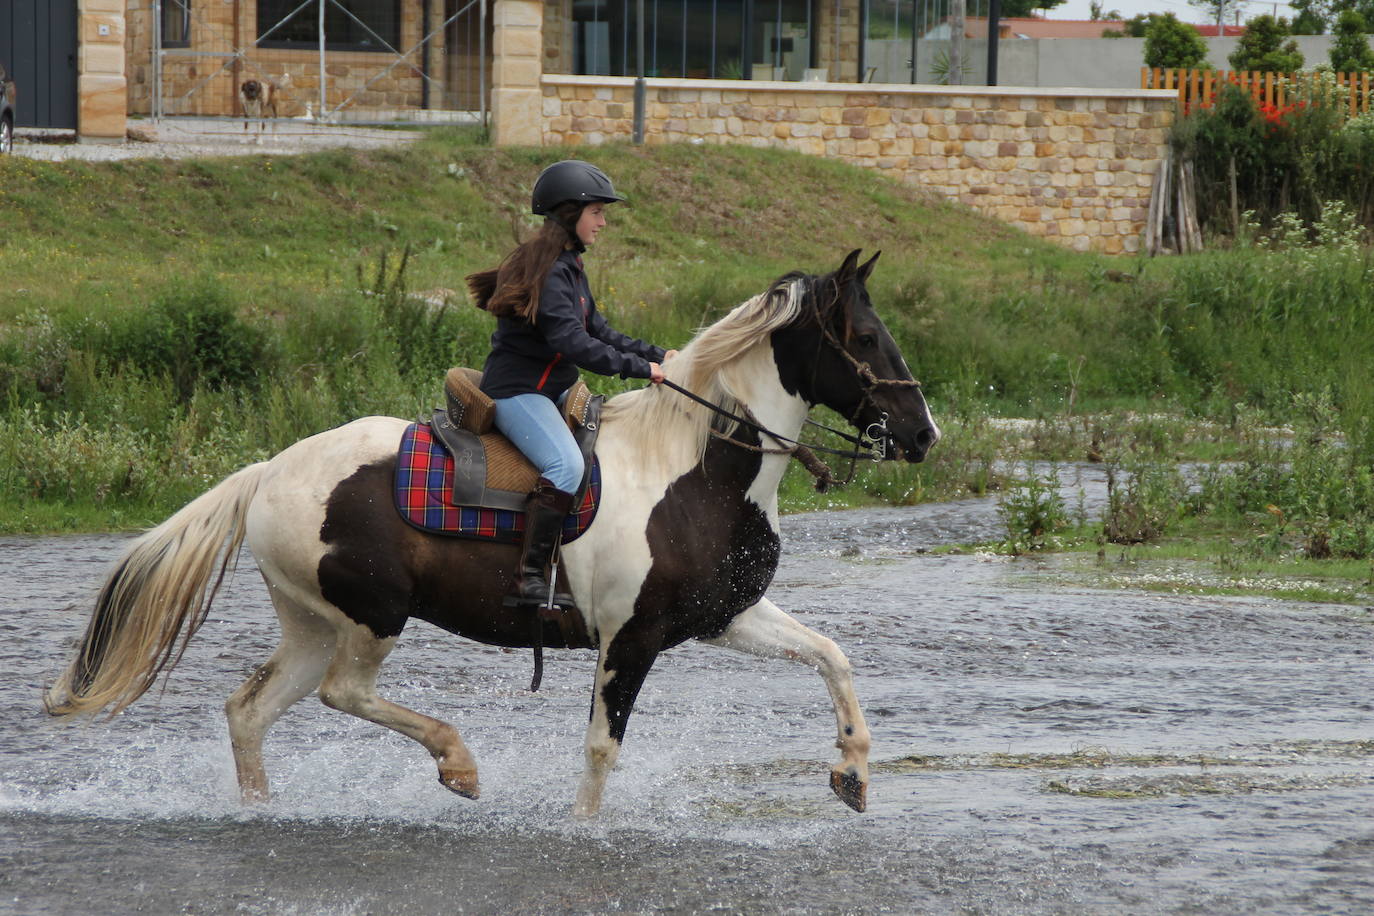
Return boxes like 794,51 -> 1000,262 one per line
570,0 -> 748,79
257,0 -> 401,52
163,0 -> 191,48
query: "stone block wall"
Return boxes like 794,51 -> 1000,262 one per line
492,0 -> 544,145
80,0 -> 129,139
814,0 -> 860,84
540,75 -> 1174,253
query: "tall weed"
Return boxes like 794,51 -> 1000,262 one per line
1195,390 -> 1374,558
998,463 -> 1070,554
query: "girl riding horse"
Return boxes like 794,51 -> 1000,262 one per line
466,160 -> 677,611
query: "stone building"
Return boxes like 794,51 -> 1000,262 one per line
122,0 -> 489,119
61,1 -> 878,131
38,1 -> 1174,252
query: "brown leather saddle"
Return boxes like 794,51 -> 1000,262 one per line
432,367 -> 603,512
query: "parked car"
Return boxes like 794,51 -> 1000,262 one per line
0,62 -> 14,154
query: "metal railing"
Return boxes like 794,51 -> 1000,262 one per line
147,0 -> 489,126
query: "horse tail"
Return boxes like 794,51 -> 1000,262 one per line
44,461 -> 270,718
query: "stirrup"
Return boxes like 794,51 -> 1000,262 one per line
503,590 -> 577,611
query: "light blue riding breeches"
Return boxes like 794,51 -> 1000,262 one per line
492,392 -> 585,494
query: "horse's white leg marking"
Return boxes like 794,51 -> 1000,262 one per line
573,644 -> 623,819
317,622 -> 480,799
703,597 -> 871,812
224,593 -> 336,803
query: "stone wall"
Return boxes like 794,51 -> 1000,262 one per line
814,0 -> 860,84
492,0 -> 544,145
80,0 -> 129,139
541,75 -> 1174,253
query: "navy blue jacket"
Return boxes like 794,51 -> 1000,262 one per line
480,251 -> 664,401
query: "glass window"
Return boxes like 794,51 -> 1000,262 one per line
258,0 -> 401,51
749,0 -> 811,80
163,0 -> 191,48
570,0 -> 750,80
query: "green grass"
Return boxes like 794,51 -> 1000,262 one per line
0,132 -> 1081,532
1,131 -> 1372,540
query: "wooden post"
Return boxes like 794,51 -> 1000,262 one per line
1229,156 -> 1239,238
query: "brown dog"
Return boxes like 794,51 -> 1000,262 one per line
239,78 -> 277,136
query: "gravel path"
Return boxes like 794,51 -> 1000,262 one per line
12,117 -> 428,162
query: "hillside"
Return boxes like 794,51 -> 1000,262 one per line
2,131 -> 1369,532
0,129 -> 1087,330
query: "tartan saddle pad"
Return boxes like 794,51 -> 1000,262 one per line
393,419 -> 601,543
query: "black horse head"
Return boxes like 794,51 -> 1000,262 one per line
772,249 -> 940,463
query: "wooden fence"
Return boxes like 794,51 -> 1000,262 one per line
1142,68 -> 1374,116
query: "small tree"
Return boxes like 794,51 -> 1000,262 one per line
1116,13 -> 1152,36
1289,0 -> 1334,35
1144,13 -> 1210,69
1229,15 -> 1305,72
1330,10 -> 1374,71
1187,0 -> 1243,28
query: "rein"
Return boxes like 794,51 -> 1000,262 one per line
658,275 -> 924,489
660,378 -> 880,463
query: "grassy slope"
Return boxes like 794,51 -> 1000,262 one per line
0,129 -> 1072,326
3,129 -> 1369,561
0,130 -> 1116,533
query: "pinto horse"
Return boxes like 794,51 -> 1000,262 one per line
44,250 -> 939,816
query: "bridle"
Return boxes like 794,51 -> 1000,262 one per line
661,275 -> 923,488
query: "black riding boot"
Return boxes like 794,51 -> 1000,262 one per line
506,478 -> 578,610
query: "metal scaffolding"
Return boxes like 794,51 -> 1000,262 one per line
147,0 -> 489,126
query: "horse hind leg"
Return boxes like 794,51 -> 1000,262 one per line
318,622 -> 480,799
224,595 -> 336,803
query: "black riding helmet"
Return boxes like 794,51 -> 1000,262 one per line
530,160 -> 625,215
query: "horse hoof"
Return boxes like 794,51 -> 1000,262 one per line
830,768 -> 867,813
439,769 -> 480,799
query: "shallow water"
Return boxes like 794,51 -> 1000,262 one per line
2,477 -> 1372,915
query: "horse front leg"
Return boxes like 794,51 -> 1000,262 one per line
702,597 -> 871,812
574,632 -> 659,818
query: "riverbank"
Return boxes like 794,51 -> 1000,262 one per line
1,136 -> 1370,597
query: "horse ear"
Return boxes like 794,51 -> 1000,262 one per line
836,249 -> 863,281
857,250 -> 881,283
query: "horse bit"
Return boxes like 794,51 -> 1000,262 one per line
660,283 -> 921,490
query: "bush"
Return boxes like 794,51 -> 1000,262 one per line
1330,10 -> 1374,72
1194,390 -> 1374,559
1145,13 -> 1210,69
1102,458 -> 1189,544
998,464 -> 1070,553
1171,71 -> 1370,231
1229,15 -> 1304,72
75,277 -> 270,399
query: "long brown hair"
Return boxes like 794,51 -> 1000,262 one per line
466,202 -> 581,322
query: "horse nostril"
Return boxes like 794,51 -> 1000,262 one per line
911,426 -> 938,458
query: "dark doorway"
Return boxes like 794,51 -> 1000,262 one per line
0,1 -> 79,130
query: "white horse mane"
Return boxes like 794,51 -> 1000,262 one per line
600,275 -> 809,474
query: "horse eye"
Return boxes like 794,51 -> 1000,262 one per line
858,334 -> 877,349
